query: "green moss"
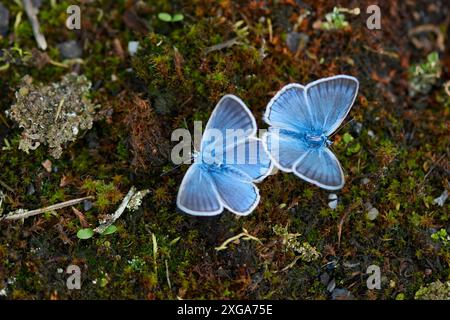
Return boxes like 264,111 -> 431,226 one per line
0,0 -> 448,300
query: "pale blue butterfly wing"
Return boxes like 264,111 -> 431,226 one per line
263,75 -> 358,190
293,147 -> 345,190
263,128 -> 309,171
201,94 -> 256,155
176,164 -> 223,216
177,95 -> 272,216
221,137 -> 272,182
306,76 -> 359,135
208,166 -> 259,216
263,84 -> 314,132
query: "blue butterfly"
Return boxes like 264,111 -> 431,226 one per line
177,95 -> 273,216
263,75 -> 359,190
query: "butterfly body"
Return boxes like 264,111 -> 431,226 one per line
277,128 -> 331,149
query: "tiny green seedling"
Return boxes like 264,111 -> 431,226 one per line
408,51 -> 441,96
157,12 -> 184,23
342,132 -> 361,155
318,7 -> 359,30
431,229 -> 449,247
77,228 -> 94,240
77,224 -> 117,240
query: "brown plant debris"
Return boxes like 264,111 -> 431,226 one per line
124,95 -> 170,169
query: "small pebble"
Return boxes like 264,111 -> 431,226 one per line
0,3 -> 9,36
83,199 -> 93,211
351,121 -> 363,136
320,272 -> 330,286
361,177 -> 370,185
367,207 -> 379,220
57,40 -> 83,59
128,41 -> 140,56
327,278 -> 336,292
328,193 -> 338,210
27,184 -> 36,195
331,288 -> 354,300
285,32 -> 309,53
326,260 -> 338,272
42,159 -> 52,173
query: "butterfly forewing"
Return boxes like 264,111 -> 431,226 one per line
305,75 -> 359,136
264,84 -> 314,132
208,166 -> 260,216
201,95 -> 256,153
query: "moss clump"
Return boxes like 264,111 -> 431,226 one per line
7,73 -> 97,158
408,51 -> 442,97
132,19 -> 262,116
415,280 -> 450,300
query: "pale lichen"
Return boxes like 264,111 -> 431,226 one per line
273,225 -> 321,262
7,73 -> 97,159
415,280 -> 450,300
127,189 -> 151,212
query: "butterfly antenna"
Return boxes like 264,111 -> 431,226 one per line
160,153 -> 194,177
329,118 -> 356,138
328,144 -> 338,155
160,164 -> 183,177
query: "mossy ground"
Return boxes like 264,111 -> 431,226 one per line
0,0 -> 449,299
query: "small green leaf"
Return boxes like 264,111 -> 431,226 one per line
158,12 -> 172,22
427,51 -> 438,63
342,132 -> 354,144
171,13 -> 184,22
101,225 -> 117,236
77,228 -> 94,240
395,293 -> 405,300
347,143 -> 361,155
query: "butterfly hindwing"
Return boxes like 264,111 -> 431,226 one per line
209,166 -> 260,216
262,129 -> 309,172
176,164 -> 223,216
293,147 -> 345,190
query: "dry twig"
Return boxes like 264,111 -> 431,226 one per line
1,196 -> 93,221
